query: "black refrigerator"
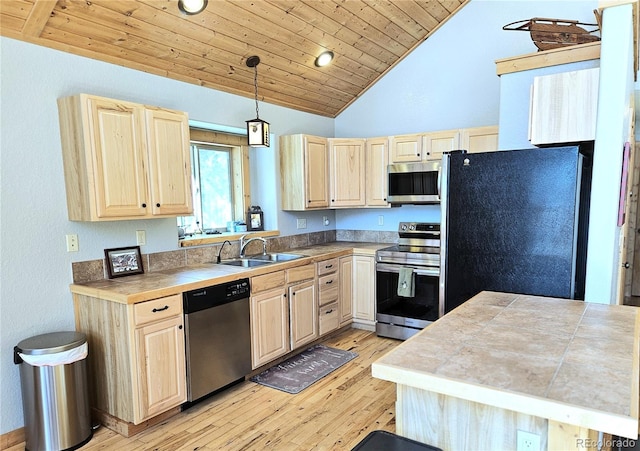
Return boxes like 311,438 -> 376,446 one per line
439,144 -> 593,314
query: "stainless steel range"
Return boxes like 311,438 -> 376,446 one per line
376,222 -> 441,340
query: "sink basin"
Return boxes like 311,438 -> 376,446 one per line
219,258 -> 274,268
249,253 -> 307,262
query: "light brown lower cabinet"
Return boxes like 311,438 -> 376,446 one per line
339,256 -> 353,326
319,302 -> 340,335
250,264 -> 318,369
73,293 -> 187,429
317,257 -> 340,336
250,285 -> 289,369
134,315 -> 187,420
352,254 -> 376,327
289,279 -> 318,350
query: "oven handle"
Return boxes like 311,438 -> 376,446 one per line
376,263 -> 439,277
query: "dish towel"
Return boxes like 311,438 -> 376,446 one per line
397,267 -> 415,297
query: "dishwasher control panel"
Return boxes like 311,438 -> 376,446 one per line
226,279 -> 250,298
183,278 -> 250,314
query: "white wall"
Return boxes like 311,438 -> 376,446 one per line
334,0 -> 599,231
0,37 -> 333,434
585,4 -> 636,304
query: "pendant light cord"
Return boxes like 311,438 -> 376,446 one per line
253,65 -> 260,120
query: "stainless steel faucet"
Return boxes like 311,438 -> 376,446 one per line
239,235 -> 267,257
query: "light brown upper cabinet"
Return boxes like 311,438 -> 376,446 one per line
390,130 -> 460,163
390,127 -> 499,163
328,138 -> 366,208
389,133 -> 423,162
529,67 -> 599,146
280,134 -> 330,210
461,126 -> 500,153
423,129 -> 461,161
58,94 -> 192,221
365,137 -> 390,207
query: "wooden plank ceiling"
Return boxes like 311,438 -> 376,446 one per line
1,0 -> 468,117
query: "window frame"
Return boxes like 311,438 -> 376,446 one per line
178,128 -> 251,234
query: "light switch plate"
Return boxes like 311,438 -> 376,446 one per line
136,230 -> 146,246
297,218 -> 307,229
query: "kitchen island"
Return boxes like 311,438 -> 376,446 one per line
372,291 -> 639,450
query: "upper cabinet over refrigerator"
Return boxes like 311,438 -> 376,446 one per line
529,67 -> 599,146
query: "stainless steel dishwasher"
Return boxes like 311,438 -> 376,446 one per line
183,278 -> 251,402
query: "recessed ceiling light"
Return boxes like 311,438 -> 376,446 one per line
315,51 -> 334,67
178,0 -> 208,15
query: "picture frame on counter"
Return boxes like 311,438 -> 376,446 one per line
104,246 -> 144,278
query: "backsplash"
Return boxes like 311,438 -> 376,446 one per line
71,229 -> 396,284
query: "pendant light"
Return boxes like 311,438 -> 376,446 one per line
245,56 -> 270,147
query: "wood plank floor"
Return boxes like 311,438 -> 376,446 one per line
8,328 -> 400,451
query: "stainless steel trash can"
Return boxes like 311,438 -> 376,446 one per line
14,331 -> 93,451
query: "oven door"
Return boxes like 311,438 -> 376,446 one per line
376,263 -> 440,339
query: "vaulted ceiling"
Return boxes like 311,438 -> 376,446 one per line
1,0 -> 468,117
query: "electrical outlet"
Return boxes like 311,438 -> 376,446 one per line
378,215 -> 384,226
516,430 -> 540,451
136,230 -> 146,246
66,234 -> 79,252
297,218 -> 307,229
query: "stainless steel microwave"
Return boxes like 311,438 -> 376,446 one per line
387,161 -> 441,204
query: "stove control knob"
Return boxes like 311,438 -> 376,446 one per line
409,224 -> 416,231
400,224 -> 408,231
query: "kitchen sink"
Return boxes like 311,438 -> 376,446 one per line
219,258 -> 274,268
249,253 -> 307,262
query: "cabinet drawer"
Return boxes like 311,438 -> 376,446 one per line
134,294 -> 182,326
318,273 -> 339,306
319,302 -> 339,335
317,258 -> 339,276
252,271 -> 285,293
286,264 -> 315,284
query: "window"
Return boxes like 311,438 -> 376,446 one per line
178,128 -> 250,234
192,144 -> 233,230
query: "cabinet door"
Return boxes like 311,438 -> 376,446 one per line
366,137 -> 389,206
530,68 -> 599,145
305,135 -> 330,208
250,288 -> 289,368
289,280 -> 318,350
329,139 -> 366,207
134,315 -> 187,422
424,129 -> 461,161
339,256 -> 353,326
353,255 -> 375,323
87,96 -> 149,218
390,134 -> 423,163
461,126 -> 499,153
145,108 -> 193,216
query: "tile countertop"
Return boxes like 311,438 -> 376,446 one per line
372,291 -> 640,439
69,242 -> 387,304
